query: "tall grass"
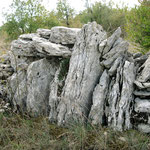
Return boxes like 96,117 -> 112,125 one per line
0,112 -> 150,150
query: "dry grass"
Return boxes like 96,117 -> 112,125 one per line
0,31 -> 10,56
0,112 -> 150,150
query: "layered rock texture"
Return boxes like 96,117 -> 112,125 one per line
1,22 -> 150,133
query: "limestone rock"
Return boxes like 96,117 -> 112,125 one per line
137,56 -> 150,82
0,64 -> 13,79
135,98 -> 150,113
107,61 -> 135,131
103,27 -> 122,55
134,80 -> 150,89
37,29 -> 51,39
57,22 -> 106,125
7,70 -> 27,110
26,58 -> 58,116
134,90 -> 150,98
102,41 -> 129,68
11,39 -> 36,56
89,70 -> 110,125
133,52 -> 142,59
49,68 -> 61,123
138,124 -> 150,133
50,26 -> 81,45
9,51 -> 38,71
19,33 -> 38,41
117,61 -> 135,131
33,37 -> 71,57
108,57 -> 122,76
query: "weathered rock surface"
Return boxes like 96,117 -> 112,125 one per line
103,27 -> 121,55
137,56 -> 150,82
50,26 -> 81,45
57,22 -> 107,125
33,37 -> 71,57
2,22 -> 150,133
26,58 -> 58,116
11,39 -> 36,56
116,61 -> 135,131
138,124 -> 150,133
49,68 -> 61,123
134,98 -> 150,113
37,29 -> 51,39
89,70 -> 110,125
7,70 -> 27,107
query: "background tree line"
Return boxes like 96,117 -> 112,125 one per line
0,0 -> 149,53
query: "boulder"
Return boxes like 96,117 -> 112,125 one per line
26,58 -> 58,116
50,26 -> 81,45
33,37 -> 71,57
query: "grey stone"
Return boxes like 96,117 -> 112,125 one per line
135,98 -> 150,113
37,28 -> 51,39
7,70 -> 27,110
26,58 -> 58,116
134,90 -> 150,97
117,61 -> 135,131
49,68 -> 61,123
11,39 -> 36,56
89,70 -> 110,125
9,51 -> 37,71
103,27 -> 122,55
50,26 -> 81,45
108,57 -> 122,76
138,124 -> 150,133
137,56 -> 150,82
102,41 -> 129,68
33,37 -> 71,57
133,52 -> 142,59
19,33 -> 38,41
57,22 -> 106,125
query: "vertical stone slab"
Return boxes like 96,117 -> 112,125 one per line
57,22 -> 107,125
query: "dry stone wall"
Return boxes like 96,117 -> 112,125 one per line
0,22 -> 150,133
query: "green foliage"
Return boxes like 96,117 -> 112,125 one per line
56,0 -> 75,26
126,0 -> 150,53
58,58 -> 70,81
79,1 -> 127,36
3,0 -> 59,40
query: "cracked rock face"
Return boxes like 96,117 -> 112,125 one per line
57,22 -> 107,125
33,37 -> 71,57
2,22 -> 150,133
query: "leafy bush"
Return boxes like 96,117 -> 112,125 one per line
126,0 -> 150,53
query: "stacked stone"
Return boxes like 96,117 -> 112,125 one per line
0,53 -> 14,113
0,54 -> 14,99
133,55 -> 150,133
2,22 -> 150,133
7,26 -> 80,114
55,22 -> 135,131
